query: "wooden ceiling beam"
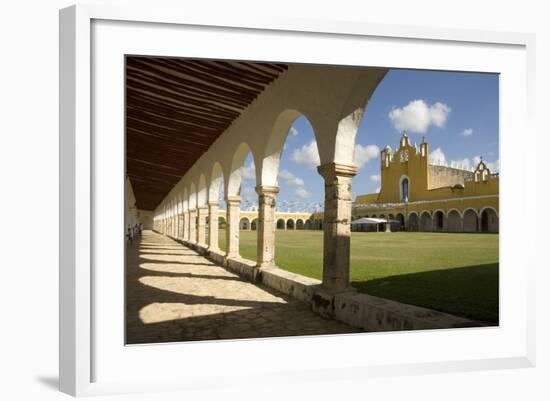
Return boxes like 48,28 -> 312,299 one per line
126,56 -> 288,210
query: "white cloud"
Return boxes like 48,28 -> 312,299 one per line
354,144 -> 380,169
291,140 -> 320,170
375,186 -> 381,193
295,187 -> 310,199
289,127 -> 299,136
460,128 -> 474,137
239,185 -> 256,203
279,169 -> 305,186
450,158 -> 472,170
487,159 -> 500,173
292,140 -> 379,170
428,149 -> 500,173
242,161 -> 255,180
429,147 -> 447,165
389,100 -> 451,133
370,174 -> 381,183
429,102 -> 451,128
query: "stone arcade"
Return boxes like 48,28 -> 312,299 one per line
127,57 -> 478,332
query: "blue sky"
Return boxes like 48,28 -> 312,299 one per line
237,68 -> 499,212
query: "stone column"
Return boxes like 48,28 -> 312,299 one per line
197,206 -> 208,246
188,209 -> 197,243
255,186 -> 279,267
225,196 -> 241,258
207,201 -> 219,251
317,162 -> 358,292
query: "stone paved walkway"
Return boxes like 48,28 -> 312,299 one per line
126,230 -> 359,344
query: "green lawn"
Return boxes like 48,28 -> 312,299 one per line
218,230 -> 499,324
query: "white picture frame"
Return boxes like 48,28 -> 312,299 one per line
59,3 -> 536,397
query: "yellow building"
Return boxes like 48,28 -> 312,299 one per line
353,132 -> 499,233
216,210 -> 316,230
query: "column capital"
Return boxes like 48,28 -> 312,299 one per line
255,185 -> 280,195
225,195 -> 241,204
207,201 -> 219,207
197,205 -> 208,211
317,162 -> 358,179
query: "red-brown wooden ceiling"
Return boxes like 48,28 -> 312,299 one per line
126,56 -> 288,210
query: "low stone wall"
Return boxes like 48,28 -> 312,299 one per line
332,291 -> 479,331
260,267 -> 321,304
172,238 -> 481,332
225,257 -> 258,282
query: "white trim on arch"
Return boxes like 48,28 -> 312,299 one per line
462,207 -> 480,218
407,210 -> 419,219
480,206 -> 499,218
419,210 -> 432,218
446,208 -> 463,219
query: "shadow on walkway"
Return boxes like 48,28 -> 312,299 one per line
126,231 -> 359,344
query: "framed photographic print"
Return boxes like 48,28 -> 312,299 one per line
59,3 -> 536,397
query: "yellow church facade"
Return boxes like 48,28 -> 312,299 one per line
352,133 -> 499,233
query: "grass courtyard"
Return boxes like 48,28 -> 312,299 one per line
218,230 -> 499,324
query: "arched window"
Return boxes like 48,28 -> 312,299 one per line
400,177 -> 409,202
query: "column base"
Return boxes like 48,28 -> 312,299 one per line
256,261 -> 276,268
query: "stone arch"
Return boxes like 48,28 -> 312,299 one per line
260,109 -> 308,186
296,219 -> 304,229
407,212 -> 419,232
433,209 -> 446,232
286,219 -> 295,230
480,207 -> 499,233
395,213 -> 405,231
304,219 -> 312,229
197,174 -> 207,207
276,218 -> 286,230
182,187 -> 188,212
463,208 -> 479,232
251,218 -> 258,231
227,142 -> 255,197
239,217 -> 250,230
325,73 -> 387,167
447,209 -> 462,232
419,211 -> 432,232
209,162 -> 224,203
218,216 -> 227,228
188,182 -> 197,209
